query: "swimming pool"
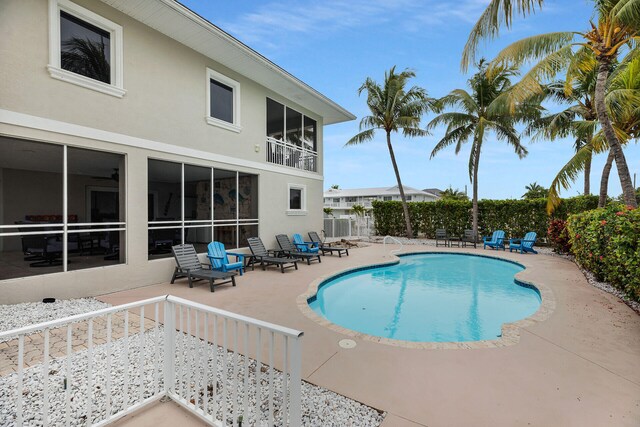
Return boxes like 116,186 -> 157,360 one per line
308,253 -> 541,342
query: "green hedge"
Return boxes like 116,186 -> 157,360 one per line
371,195 -> 599,239
567,205 -> 640,302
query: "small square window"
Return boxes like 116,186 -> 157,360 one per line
210,79 -> 233,123
383,196 -> 392,201
290,188 -> 302,210
47,0 -> 124,97
206,68 -> 241,132
60,11 -> 111,84
287,184 -> 306,215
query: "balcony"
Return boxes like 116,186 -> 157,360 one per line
266,137 -> 317,172
324,200 -> 373,209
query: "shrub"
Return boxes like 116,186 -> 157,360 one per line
547,219 -> 572,253
371,196 -> 598,239
567,204 -> 640,302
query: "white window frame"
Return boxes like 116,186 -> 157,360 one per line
287,183 -> 307,215
47,0 -> 125,97
206,68 -> 241,133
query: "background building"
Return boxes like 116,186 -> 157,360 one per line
323,186 -> 439,218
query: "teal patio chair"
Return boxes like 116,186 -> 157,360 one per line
509,232 -> 538,254
292,233 -> 320,254
207,241 -> 245,276
483,230 -> 505,250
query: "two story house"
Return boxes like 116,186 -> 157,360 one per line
324,186 -> 440,218
0,0 -> 354,303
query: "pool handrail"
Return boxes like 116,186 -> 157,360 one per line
383,235 -> 403,256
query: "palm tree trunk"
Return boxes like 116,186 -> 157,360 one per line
472,152 -> 480,239
583,148 -> 592,195
595,60 -> 637,208
599,149 -> 615,208
386,132 -> 413,238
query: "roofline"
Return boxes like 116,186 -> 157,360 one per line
168,0 -> 356,124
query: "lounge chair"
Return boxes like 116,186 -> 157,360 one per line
247,237 -> 298,273
171,244 -> 236,291
207,241 -> 245,275
276,234 -> 321,265
292,233 -> 320,254
509,232 -> 538,254
435,229 -> 449,247
461,229 -> 477,248
483,230 -> 506,250
308,231 -> 349,257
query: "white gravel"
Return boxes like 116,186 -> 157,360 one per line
0,298 -> 111,343
0,328 -> 385,426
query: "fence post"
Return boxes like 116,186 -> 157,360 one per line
289,335 -> 303,426
164,298 -> 175,395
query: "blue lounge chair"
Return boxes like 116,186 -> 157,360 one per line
207,241 -> 244,276
483,230 -> 505,250
509,232 -> 538,254
292,233 -> 320,254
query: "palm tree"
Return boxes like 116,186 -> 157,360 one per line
428,61 -> 537,237
471,0 -> 640,207
350,204 -> 367,236
524,50 -> 598,210
533,48 -> 640,211
522,182 -> 548,199
440,187 -> 469,201
323,207 -> 334,217
346,67 -> 435,238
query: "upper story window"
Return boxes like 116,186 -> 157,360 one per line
267,98 -> 317,151
47,0 -> 125,97
206,68 -> 241,133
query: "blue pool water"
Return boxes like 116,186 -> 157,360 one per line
308,253 -> 541,342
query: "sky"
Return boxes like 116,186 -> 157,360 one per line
181,0 -> 639,199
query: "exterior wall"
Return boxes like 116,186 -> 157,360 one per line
0,0 -> 329,303
0,0 -> 324,174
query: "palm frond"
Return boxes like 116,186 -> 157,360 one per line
611,0 -> 640,30
427,112 -> 476,130
344,129 -> 376,146
430,125 -> 473,158
546,143 -> 594,213
492,44 -> 576,111
461,0 -> 544,71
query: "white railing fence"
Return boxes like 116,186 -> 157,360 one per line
266,137 -> 317,172
323,217 -> 373,238
0,295 -> 303,427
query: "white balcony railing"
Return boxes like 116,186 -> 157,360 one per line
323,201 -> 373,209
0,295 -> 303,427
266,137 -> 317,172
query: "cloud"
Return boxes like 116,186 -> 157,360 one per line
220,0 -> 493,50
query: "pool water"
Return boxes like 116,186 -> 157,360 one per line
308,253 -> 541,342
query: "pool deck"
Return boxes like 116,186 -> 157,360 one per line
99,244 -> 640,426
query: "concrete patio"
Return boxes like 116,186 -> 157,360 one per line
99,244 -> 640,426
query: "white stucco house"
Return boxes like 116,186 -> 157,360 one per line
323,186 -> 440,218
0,0 -> 354,303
